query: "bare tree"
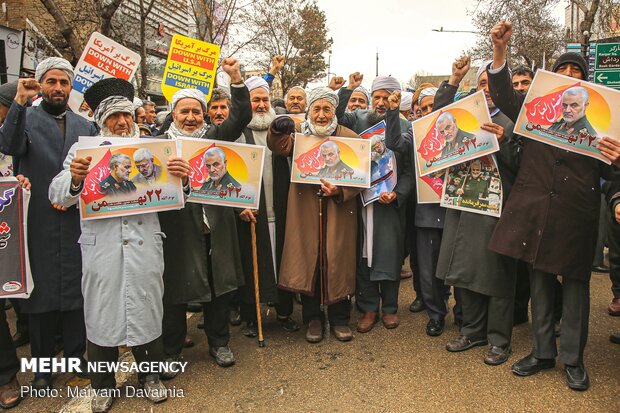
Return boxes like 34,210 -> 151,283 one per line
38,0 -> 84,62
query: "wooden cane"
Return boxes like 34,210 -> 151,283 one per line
250,221 -> 265,347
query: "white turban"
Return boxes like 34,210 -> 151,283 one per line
244,76 -> 270,92
172,89 -> 207,110
35,57 -> 74,83
306,86 -> 339,109
417,87 -> 438,105
352,85 -> 370,102
371,76 -> 401,94
400,91 -> 413,111
476,60 -> 493,82
133,97 -> 143,110
94,96 -> 134,129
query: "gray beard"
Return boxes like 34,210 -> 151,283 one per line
248,107 -> 276,131
367,110 -> 385,125
100,124 -> 140,138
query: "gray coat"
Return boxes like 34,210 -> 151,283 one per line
0,102 -> 97,313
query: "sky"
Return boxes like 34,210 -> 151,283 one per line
312,0 -> 567,88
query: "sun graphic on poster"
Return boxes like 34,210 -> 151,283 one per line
447,108 -> 480,134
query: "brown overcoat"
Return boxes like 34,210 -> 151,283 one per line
267,124 -> 360,304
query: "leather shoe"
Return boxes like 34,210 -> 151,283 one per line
565,364 -> 589,391
277,316 -> 300,332
610,332 -> 620,344
242,321 -> 258,337
332,325 -> 353,342
409,298 -> 425,313
382,313 -> 399,329
0,376 -> 21,409
356,312 -> 377,333
31,375 -> 52,391
511,353 -> 555,376
608,298 -> 620,316
426,319 -> 445,337
11,330 -> 29,347
141,374 -> 168,403
592,265 -> 609,273
446,335 -> 487,352
484,346 -> 511,366
228,309 -> 241,326
305,320 -> 323,343
209,346 -> 235,367
91,394 -> 114,412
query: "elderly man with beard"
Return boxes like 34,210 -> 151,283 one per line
0,57 -> 97,389
49,77 -> 190,412
268,87 -> 361,343
156,58 -> 252,369
234,76 -> 300,338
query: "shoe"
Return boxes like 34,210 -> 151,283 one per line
183,335 -> 194,348
511,353 -> 555,376
242,321 -> 258,337
91,394 -> 114,412
209,346 -> 235,367
446,335 -> 488,352
197,315 -> 204,329
382,313 -> 399,329
332,325 -> 353,342
608,298 -> 620,316
160,355 -> 182,380
11,330 -> 29,347
484,346 -> 511,366
186,302 -> 202,312
305,320 -> 323,343
426,319 -> 445,337
141,374 -> 168,403
356,312 -> 377,333
610,332 -> 620,344
277,316 -> 300,332
31,375 -> 52,391
228,309 -> 241,326
0,376 -> 21,409
409,298 -> 425,313
565,364 -> 589,391
592,265 -> 609,273
555,321 -> 561,337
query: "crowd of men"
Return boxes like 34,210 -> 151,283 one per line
0,20 -> 619,412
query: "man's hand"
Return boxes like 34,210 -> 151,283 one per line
378,191 -> 397,204
16,78 -> 40,106
70,156 -> 92,187
15,174 -> 31,190
388,90 -> 401,110
270,55 -> 285,75
221,57 -> 242,84
346,72 -> 363,90
167,157 -> 191,186
51,203 -> 67,212
320,179 -> 341,197
239,209 -> 258,223
329,76 -> 345,91
449,55 -> 471,86
481,122 -> 505,143
490,21 -> 511,69
616,203 -> 620,224
597,137 -> 620,167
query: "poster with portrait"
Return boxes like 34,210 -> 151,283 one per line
415,154 -> 444,204
75,139 -> 184,220
291,134 -> 371,188
440,154 -> 502,217
412,90 -> 500,177
0,177 -> 33,299
514,70 -> 620,164
180,137 -> 265,209
359,122 -> 397,206
68,32 -> 141,120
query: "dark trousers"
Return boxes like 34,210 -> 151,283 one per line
530,270 -> 589,366
514,260 -> 531,323
162,302 -> 187,358
8,299 -> 27,334
0,301 -> 19,386
593,193 -> 609,267
301,274 -> 350,326
460,288 -> 514,349
415,228 -> 449,321
607,212 -> 620,299
239,286 -> 295,322
356,259 -> 399,314
29,309 -> 86,379
88,337 -> 163,390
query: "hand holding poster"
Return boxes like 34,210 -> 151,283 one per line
181,138 -> 265,209
514,70 -> 620,163
68,32 -> 140,120
412,90 -> 500,176
359,121 -> 398,206
75,140 -> 185,220
291,134 -> 371,188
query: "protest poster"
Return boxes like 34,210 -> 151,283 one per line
440,154 -> 502,218
75,140 -> 184,220
161,34 -> 221,103
359,122 -> 398,206
0,154 -> 13,177
0,177 -> 33,299
415,153 -> 443,204
68,32 -> 140,120
412,90 -> 500,177
180,137 -> 265,209
514,70 -> 620,164
291,134 -> 371,188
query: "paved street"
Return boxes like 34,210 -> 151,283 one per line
7,271 -> 619,413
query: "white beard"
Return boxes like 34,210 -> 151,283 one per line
248,107 -> 276,131
101,123 -> 140,138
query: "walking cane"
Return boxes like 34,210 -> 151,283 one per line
317,189 -> 330,339
250,221 -> 265,347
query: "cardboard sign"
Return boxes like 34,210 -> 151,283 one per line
359,122 -> 397,206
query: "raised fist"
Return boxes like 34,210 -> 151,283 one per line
221,58 -> 242,83
16,78 -> 41,105
388,90 -> 401,110
271,55 -> 285,73
490,21 -> 512,48
347,72 -> 363,90
329,76 -> 345,90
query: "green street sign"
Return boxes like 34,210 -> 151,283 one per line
594,71 -> 620,89
594,43 -> 620,70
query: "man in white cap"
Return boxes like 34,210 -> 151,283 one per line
0,57 -> 97,390
399,91 -> 414,120
347,85 -> 370,112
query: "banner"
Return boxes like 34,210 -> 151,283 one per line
514,70 -> 620,163
161,34 -> 221,103
180,137 -> 265,208
291,134 -> 371,188
440,154 -> 502,217
412,90 -> 500,177
75,139 -> 184,220
359,121 -> 397,206
68,32 -> 141,120
0,177 -> 33,299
